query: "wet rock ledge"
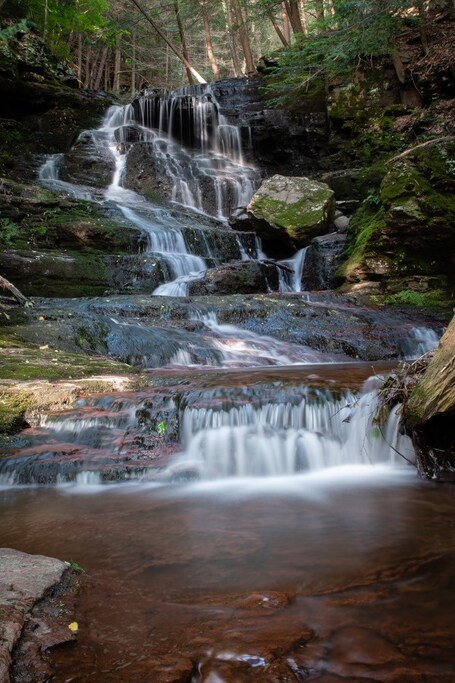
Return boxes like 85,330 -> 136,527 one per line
0,548 -> 78,682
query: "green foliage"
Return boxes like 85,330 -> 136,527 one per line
0,218 -> 21,247
265,0 -> 418,106
382,289 -> 452,308
0,18 -> 33,40
67,559 -> 85,573
156,420 -> 167,436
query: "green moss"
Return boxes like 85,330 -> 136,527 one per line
0,345 -> 135,382
382,289 -> 452,308
338,205 -> 386,278
0,392 -> 30,433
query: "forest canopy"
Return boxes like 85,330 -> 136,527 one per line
0,0 -> 453,96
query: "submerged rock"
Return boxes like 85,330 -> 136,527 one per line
246,175 -> 335,256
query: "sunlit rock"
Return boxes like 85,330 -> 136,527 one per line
247,174 -> 335,256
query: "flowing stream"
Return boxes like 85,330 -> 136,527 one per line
1,86 -> 451,682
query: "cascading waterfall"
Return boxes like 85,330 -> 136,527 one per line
173,387 -> 414,479
38,102 -> 262,296
0,380 -> 415,486
128,85 -> 261,218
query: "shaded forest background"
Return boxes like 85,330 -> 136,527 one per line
1,0 -> 454,97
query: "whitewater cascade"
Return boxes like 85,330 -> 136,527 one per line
126,85 -> 261,218
38,101 -> 269,295
0,380 -> 415,486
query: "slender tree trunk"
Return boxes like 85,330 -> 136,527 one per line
299,0 -> 308,32
269,11 -> 289,47
84,48 -> 92,89
76,34 -> 83,85
93,46 -> 108,90
174,0 -> 194,85
281,2 -> 291,43
416,0 -> 429,55
222,0 -> 241,77
113,37 -> 121,93
200,0 -> 221,79
230,0 -> 255,74
131,29 -> 136,94
311,0 -> 324,21
127,0 -> 206,84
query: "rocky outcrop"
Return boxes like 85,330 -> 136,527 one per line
0,182 -> 148,296
0,24 -> 111,179
303,232 -> 347,290
340,140 -> 455,304
187,260 -> 284,296
405,315 -> 455,480
0,548 -> 75,683
245,175 -> 335,256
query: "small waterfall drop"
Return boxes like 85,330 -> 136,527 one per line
278,247 -> 308,292
170,384 -> 415,480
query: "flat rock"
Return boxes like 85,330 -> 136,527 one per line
0,548 -> 69,683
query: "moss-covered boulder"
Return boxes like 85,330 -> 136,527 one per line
246,175 -> 335,256
339,141 -> 455,304
405,315 -> 455,480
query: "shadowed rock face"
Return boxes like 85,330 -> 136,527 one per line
188,261 -> 283,296
303,232 -> 347,290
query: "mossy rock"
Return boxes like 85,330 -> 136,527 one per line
338,141 -> 455,304
247,175 -> 335,255
404,315 -> 455,480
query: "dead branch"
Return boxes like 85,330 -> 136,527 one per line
0,275 -> 30,306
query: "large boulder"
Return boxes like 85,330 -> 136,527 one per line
246,175 -> 335,256
405,315 -> 455,480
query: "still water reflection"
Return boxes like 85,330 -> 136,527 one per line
1,470 -> 454,682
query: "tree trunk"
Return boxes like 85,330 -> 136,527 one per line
0,276 -> 29,306
131,29 -> 137,94
314,0 -> 324,20
200,0 -> 221,79
93,46 -> 108,90
84,47 -> 92,89
230,0 -> 255,74
127,0 -> 206,84
113,37 -> 121,93
76,34 -> 83,85
281,2 -> 291,44
283,0 -> 304,34
174,0 -> 194,85
222,0 -> 241,76
269,11 -> 290,47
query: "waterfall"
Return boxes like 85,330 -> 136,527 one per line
171,386 -> 415,480
278,247 -> 308,292
36,88 -> 323,296
0,380 -> 415,486
128,85 -> 261,218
